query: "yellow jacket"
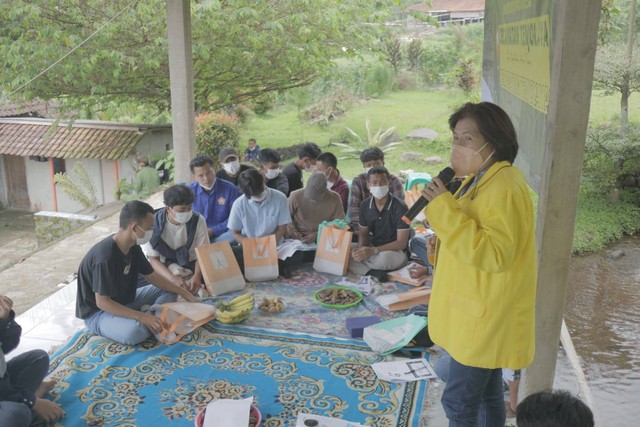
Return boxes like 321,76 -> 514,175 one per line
425,161 -> 536,369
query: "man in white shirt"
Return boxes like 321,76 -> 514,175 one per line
227,169 -> 293,276
142,184 -> 210,293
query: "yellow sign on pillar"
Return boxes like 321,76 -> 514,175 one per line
499,15 -> 551,113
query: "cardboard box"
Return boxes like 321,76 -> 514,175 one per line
346,316 -> 381,338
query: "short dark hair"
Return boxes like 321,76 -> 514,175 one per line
449,102 -> 519,164
258,148 -> 280,165
366,165 -> 390,182
248,138 -> 256,144
317,152 -> 338,169
189,155 -> 215,173
516,390 -> 594,427
297,142 -> 321,160
119,201 -> 154,229
237,168 -> 265,198
360,147 -> 384,164
163,184 -> 195,207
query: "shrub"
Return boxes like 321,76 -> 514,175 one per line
455,58 -> 478,94
363,64 -> 395,97
406,38 -> 424,71
302,88 -> 355,125
572,188 -> 640,253
195,112 -> 240,159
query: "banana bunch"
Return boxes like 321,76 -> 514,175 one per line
215,293 -> 254,324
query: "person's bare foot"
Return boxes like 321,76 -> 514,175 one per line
505,400 -> 517,418
35,380 -> 56,398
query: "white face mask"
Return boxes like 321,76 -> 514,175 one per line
364,167 -> 372,174
304,163 -> 317,173
251,190 -> 267,202
264,168 -> 280,180
326,180 -> 334,189
199,181 -> 214,191
370,185 -> 389,200
223,160 -> 240,175
451,142 -> 493,176
170,209 -> 193,224
135,226 -> 153,245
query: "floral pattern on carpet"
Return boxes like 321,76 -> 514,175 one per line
48,324 -> 426,427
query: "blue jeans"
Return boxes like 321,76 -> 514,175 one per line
0,349 -> 49,427
441,355 -> 506,427
84,285 -> 176,346
409,236 -> 432,269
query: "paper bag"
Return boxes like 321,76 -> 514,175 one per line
153,302 -> 216,345
196,242 -> 246,296
243,235 -> 279,282
316,219 -> 350,245
313,226 -> 352,276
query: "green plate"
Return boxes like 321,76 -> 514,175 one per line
313,285 -> 363,309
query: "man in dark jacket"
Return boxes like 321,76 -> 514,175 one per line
1,295 -> 64,426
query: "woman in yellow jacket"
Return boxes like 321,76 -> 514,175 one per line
422,102 -> 536,427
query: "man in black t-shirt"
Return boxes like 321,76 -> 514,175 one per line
282,142 -> 321,196
76,201 -> 199,345
349,166 -> 410,280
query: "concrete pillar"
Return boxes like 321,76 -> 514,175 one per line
166,0 -> 195,184
522,0 -> 602,396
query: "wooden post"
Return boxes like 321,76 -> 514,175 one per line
522,0 -> 602,397
49,157 -> 58,212
166,0 -> 196,184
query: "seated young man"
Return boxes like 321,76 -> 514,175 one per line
1,295 -> 64,426
258,148 -> 289,195
244,138 -> 261,162
516,390 -> 594,427
287,173 -> 344,261
76,201 -> 199,346
349,147 -> 404,233
282,141 -> 322,196
227,169 -> 295,277
315,152 -> 349,213
142,184 -> 210,294
216,147 -> 255,187
349,166 -> 410,281
189,155 -> 241,243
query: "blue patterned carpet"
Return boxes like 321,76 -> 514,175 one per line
48,324 -> 426,427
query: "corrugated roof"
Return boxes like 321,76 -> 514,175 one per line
407,0 -> 485,13
0,118 -> 171,160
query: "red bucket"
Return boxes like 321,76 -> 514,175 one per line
195,404 -> 261,427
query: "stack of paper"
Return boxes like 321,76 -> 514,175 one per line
203,397 -> 253,427
295,413 -> 368,427
388,262 -> 430,286
277,239 -> 317,260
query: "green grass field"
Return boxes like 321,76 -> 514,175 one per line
239,88 -> 638,183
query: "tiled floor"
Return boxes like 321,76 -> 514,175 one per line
9,280 -> 85,360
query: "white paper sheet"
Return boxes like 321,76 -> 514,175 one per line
277,239 -> 317,260
203,397 -> 253,427
371,359 -> 437,383
335,276 -> 374,295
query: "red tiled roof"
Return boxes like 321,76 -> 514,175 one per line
407,0 -> 485,13
0,118 -> 171,160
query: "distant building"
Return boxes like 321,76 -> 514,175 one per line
407,0 -> 485,25
0,118 -> 172,212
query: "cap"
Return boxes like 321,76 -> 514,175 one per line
219,147 -> 239,163
304,173 -> 327,202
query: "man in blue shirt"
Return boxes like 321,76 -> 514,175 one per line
227,169 -> 294,277
188,155 -> 241,244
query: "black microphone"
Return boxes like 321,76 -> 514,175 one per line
402,167 -> 455,225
